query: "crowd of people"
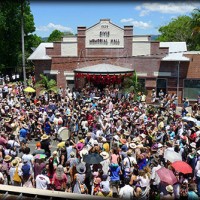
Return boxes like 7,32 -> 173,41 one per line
0,82 -> 200,200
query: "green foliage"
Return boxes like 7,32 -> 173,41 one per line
189,9 -> 200,50
157,11 -> 200,51
122,71 -> 146,100
35,74 -> 58,94
156,16 -> 192,42
47,30 -> 65,42
0,1 -> 38,74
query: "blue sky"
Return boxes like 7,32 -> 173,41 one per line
30,1 -> 200,37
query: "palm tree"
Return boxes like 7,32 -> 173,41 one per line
35,74 -> 58,94
122,71 -> 146,100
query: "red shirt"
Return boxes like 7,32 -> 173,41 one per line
52,173 -> 67,190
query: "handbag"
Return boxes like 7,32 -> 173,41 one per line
13,167 -> 21,183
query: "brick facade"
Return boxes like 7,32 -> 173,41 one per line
31,20 -> 200,103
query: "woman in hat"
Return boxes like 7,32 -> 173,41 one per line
40,134 -> 51,158
9,158 -> 22,186
52,164 -> 67,191
2,155 -> 12,184
73,162 -> 87,194
160,185 -> 175,200
100,151 -> 110,175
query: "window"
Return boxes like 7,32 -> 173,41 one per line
156,79 -> 167,97
184,79 -> 200,100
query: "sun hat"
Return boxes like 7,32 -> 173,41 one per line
70,151 -> 76,157
157,143 -> 163,148
124,131 -> 130,136
11,159 -> 19,167
4,118 -> 11,123
100,151 -> 109,160
80,148 -> 89,158
52,151 -> 58,156
4,155 -> 12,162
113,135 -> 119,141
86,132 -> 92,137
41,134 -> 49,141
76,163 -> 86,174
140,133 -> 146,139
23,158 -> 28,163
197,150 -> 200,155
166,185 -> 174,193
129,143 -> 137,149
101,137 -> 107,142
55,112 -> 60,115
190,142 -> 196,149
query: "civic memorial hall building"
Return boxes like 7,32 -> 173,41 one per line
28,19 -> 200,103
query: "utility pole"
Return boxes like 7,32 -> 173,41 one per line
21,0 -> 27,87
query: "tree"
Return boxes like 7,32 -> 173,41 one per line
35,74 -> 58,94
47,30 -> 65,42
0,1 -> 36,74
189,9 -> 200,50
122,71 -> 146,100
157,16 -> 192,43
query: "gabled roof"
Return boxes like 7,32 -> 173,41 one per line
28,43 -> 53,60
160,42 -> 190,61
86,19 -> 123,31
74,63 -> 134,74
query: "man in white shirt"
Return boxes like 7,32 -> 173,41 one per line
119,178 -> 134,199
151,159 -> 162,187
35,171 -> 50,190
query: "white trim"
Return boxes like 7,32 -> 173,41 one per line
64,71 -> 75,76
154,72 -> 171,77
43,70 -> 58,75
137,72 -> 147,77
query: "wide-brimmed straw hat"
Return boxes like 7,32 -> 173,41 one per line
41,134 -> 49,141
166,185 -> 174,193
80,148 -> 89,158
100,151 -> 109,160
129,142 -> 137,149
4,155 -> 12,162
11,159 -> 19,167
76,163 -> 86,174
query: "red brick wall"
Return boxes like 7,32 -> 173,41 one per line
46,42 -> 61,56
184,54 -> 200,78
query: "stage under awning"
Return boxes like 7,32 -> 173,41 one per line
74,63 -> 134,86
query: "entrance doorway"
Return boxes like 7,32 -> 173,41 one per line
156,79 -> 167,97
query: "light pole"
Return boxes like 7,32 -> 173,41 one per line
21,0 -> 27,87
177,61 -> 180,103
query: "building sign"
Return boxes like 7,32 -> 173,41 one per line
86,19 -> 124,48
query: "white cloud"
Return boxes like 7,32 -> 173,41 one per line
36,23 -> 73,32
120,18 -> 151,29
135,2 -> 200,16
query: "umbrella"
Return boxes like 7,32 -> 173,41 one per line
24,86 -> 36,93
156,167 -> 177,185
34,154 -> 46,159
164,149 -> 182,163
182,116 -> 197,123
83,153 -> 103,165
171,161 -> 192,174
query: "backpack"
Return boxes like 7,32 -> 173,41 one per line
22,163 -> 30,177
13,167 -> 21,183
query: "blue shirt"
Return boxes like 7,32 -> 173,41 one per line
109,165 -> 121,181
19,128 -> 28,138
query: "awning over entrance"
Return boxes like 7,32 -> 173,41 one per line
74,63 -> 134,74
74,64 -> 134,86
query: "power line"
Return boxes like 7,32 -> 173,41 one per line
51,50 -> 188,65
